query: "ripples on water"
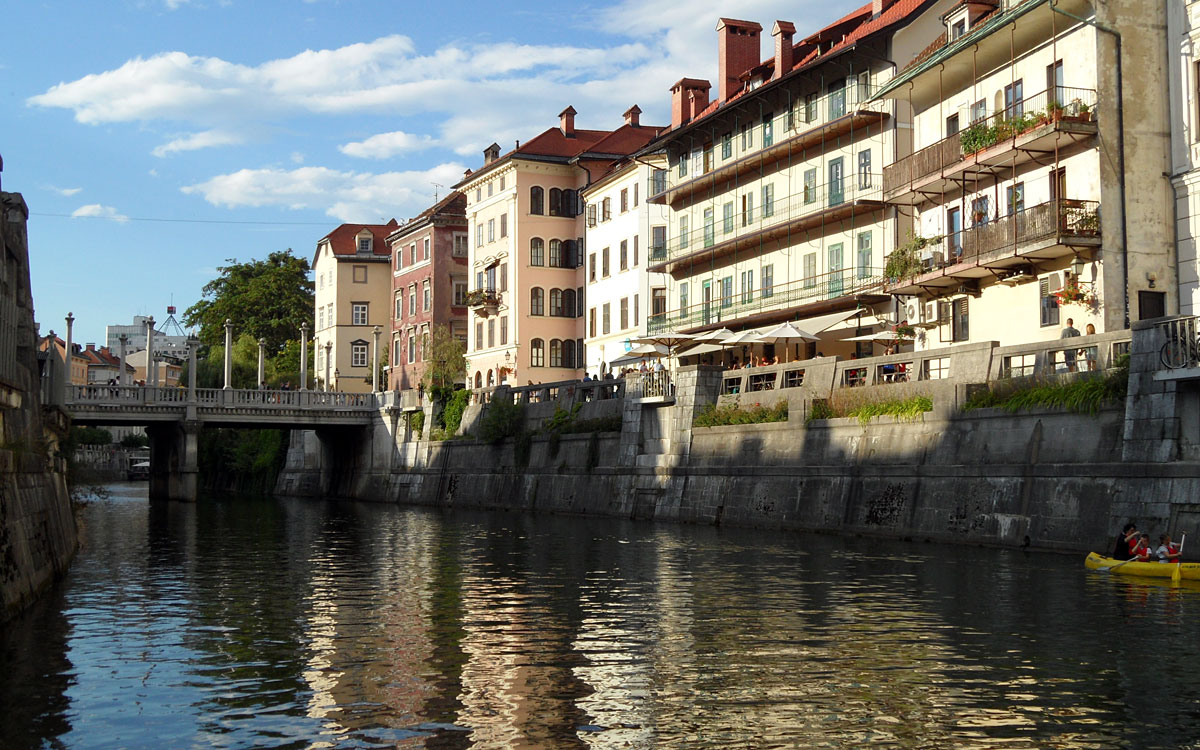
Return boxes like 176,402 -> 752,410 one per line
4,484 -> 1200,749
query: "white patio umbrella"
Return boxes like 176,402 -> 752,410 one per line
755,322 -> 819,363
844,330 -> 908,342
692,327 -> 734,343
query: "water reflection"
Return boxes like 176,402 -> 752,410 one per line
4,486 -> 1200,748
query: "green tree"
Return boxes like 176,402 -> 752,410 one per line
421,324 -> 467,398
184,250 -> 313,354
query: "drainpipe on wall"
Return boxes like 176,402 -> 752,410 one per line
1050,0 -> 1128,328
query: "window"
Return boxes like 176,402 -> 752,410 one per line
409,286 -> 417,315
762,113 -> 773,147
858,150 -> 872,190
652,287 -> 666,316
488,181 -> 493,198
761,184 -> 774,218
762,264 -> 774,298
678,152 -> 688,177
530,339 -> 545,367
720,276 -> 733,307
500,176 -> 505,191
679,215 -> 689,249
970,99 -> 987,123
562,189 -> 577,217
620,240 -> 628,271
358,237 -> 371,253
1007,182 -> 1025,216
740,122 -> 753,150
602,246 -> 610,277
602,197 -> 612,221
947,207 -> 963,258
1040,277 -> 1060,327
475,322 -> 483,351
352,303 -> 368,326
740,193 -> 754,226
576,286 -> 584,317
721,132 -> 733,159
1048,60 -> 1065,108
318,306 -> 326,330
952,298 -> 969,342
741,270 -> 754,303
563,340 -> 575,369
634,293 -> 639,326
589,253 -> 597,281
393,338 -> 400,366
454,234 -> 468,257
499,263 -> 507,292
620,189 -> 629,213
530,237 -> 545,266
422,279 -> 431,311
951,19 -> 965,39
971,196 -> 990,226
500,316 -> 508,345
589,308 -> 597,337
633,236 -> 639,266
803,168 -> 817,204
828,157 -> 845,206
828,78 -> 846,119
1004,79 -> 1024,118
499,214 -> 507,239
620,297 -> 629,330
353,265 -> 368,283
703,143 -> 714,173
476,224 -> 483,247
487,219 -> 495,243
703,207 -> 715,246
351,342 -> 368,367
530,186 -> 544,215
475,188 -> 481,202
803,253 -> 817,287
587,203 -> 597,227
549,188 -> 562,216
485,265 -> 496,291
679,282 -> 688,311
530,287 -> 545,316
550,339 -> 563,368
651,225 -> 666,256
634,183 -> 638,207
651,169 -> 667,194
487,319 -> 495,348
602,303 -> 611,335
946,113 -> 959,137
550,288 -> 563,317
319,272 -> 324,289
454,281 -> 467,306
563,288 -> 576,317
804,92 -> 817,123
410,243 -> 417,265
409,332 -> 417,363
549,239 -> 563,267
857,232 -> 872,279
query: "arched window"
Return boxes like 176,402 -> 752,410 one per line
474,371 -> 482,388
562,239 -> 577,268
530,338 -> 545,367
562,288 -> 576,317
562,189 -> 577,217
549,288 -> 563,317
487,369 -> 495,386
530,186 -> 544,215
530,287 -> 545,316
549,239 -> 563,267
562,339 -> 575,369
530,237 -> 545,266
549,188 -> 562,217
549,339 -> 563,368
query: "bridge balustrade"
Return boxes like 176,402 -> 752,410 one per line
68,385 -> 378,411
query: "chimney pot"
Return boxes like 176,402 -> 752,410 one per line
558,105 -> 577,137
716,18 -> 764,103
623,105 -> 642,127
669,78 -> 712,128
483,143 -> 500,165
771,21 -> 796,80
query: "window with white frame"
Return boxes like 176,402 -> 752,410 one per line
857,232 -> 873,279
423,238 -> 430,260
352,303 -> 368,326
351,341 -> 368,367
762,264 -> 774,298
454,234 -> 468,256
741,270 -> 754,303
454,281 -> 467,306
422,279 -> 431,311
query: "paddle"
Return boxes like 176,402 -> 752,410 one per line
1172,533 -> 1187,583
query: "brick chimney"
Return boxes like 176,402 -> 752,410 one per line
483,143 -> 500,165
623,104 -> 642,127
872,0 -> 895,18
559,105 -> 577,137
670,78 -> 712,128
771,21 -> 796,80
716,18 -> 764,103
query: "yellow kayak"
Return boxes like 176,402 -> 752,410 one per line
1085,552 -> 1200,580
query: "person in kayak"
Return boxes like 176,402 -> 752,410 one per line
1132,533 -> 1155,562
1113,523 -> 1138,560
1156,533 -> 1182,563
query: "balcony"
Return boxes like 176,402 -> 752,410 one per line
647,175 -> 885,275
647,268 -> 888,334
885,199 -> 1101,297
465,288 -> 501,316
648,86 -> 892,207
883,87 -> 1098,205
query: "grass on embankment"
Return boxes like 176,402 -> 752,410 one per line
806,393 -> 934,426
961,356 -> 1129,415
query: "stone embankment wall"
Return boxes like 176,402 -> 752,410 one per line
278,319 -> 1200,553
0,188 -> 77,622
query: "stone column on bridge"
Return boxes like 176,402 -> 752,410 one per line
299,322 -> 309,391
186,334 -> 198,421
223,318 -> 233,390
63,312 -> 74,386
372,325 -> 381,393
324,340 -> 332,392
257,337 -> 266,389
118,334 -> 128,386
145,316 -> 157,390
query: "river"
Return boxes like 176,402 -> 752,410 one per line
3,483 -> 1200,749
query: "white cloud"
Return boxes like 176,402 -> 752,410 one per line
181,162 -> 468,223
152,129 -> 244,157
339,131 -> 437,159
47,185 -> 82,196
71,204 -> 129,222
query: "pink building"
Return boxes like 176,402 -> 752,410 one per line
387,191 -> 469,391
456,107 -> 661,387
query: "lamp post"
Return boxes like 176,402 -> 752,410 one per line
145,315 -> 157,389
257,337 -> 266,389
334,367 -> 340,393
324,340 -> 332,392
299,322 -> 309,391
64,312 -> 74,385
223,319 -> 233,390
372,325 -> 381,393
186,334 -> 199,400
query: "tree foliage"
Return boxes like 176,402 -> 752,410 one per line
184,250 -> 313,354
421,324 -> 467,398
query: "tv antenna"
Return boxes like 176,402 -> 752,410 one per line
432,182 -> 444,202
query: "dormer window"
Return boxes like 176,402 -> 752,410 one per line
952,19 -> 966,39
946,7 -> 970,40
358,236 -> 372,253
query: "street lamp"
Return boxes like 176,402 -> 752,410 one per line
334,367 -> 340,392
223,318 -> 233,390
324,340 -> 332,392
64,312 -> 74,386
257,337 -> 266,389
372,325 -> 381,393
299,322 -> 309,391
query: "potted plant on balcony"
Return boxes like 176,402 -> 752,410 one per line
885,232 -> 941,283
1046,100 -> 1065,123
893,323 -> 917,339
1053,281 -> 1094,307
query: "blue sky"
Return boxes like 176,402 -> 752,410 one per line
5,0 -> 829,344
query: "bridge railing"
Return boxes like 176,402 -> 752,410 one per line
68,385 -> 378,411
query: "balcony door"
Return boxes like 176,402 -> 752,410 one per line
947,207 -> 963,259
828,157 -> 845,207
702,280 -> 713,325
828,243 -> 844,297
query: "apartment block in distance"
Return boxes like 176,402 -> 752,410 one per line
456,106 -> 661,387
387,191 -> 469,391
313,219 -> 398,392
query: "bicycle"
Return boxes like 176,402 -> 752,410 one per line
1160,332 -> 1200,369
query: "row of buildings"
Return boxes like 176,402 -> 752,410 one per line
315,0 -> 1182,393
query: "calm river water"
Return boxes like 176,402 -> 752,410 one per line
4,484 -> 1200,749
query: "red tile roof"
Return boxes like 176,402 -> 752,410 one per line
388,191 -> 467,242
315,219 -> 398,265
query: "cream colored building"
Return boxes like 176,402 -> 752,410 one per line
1171,0 -> 1200,316
456,107 -> 661,388
879,0 -> 1174,356
312,220 -> 397,392
126,349 -> 182,387
580,156 -> 669,375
